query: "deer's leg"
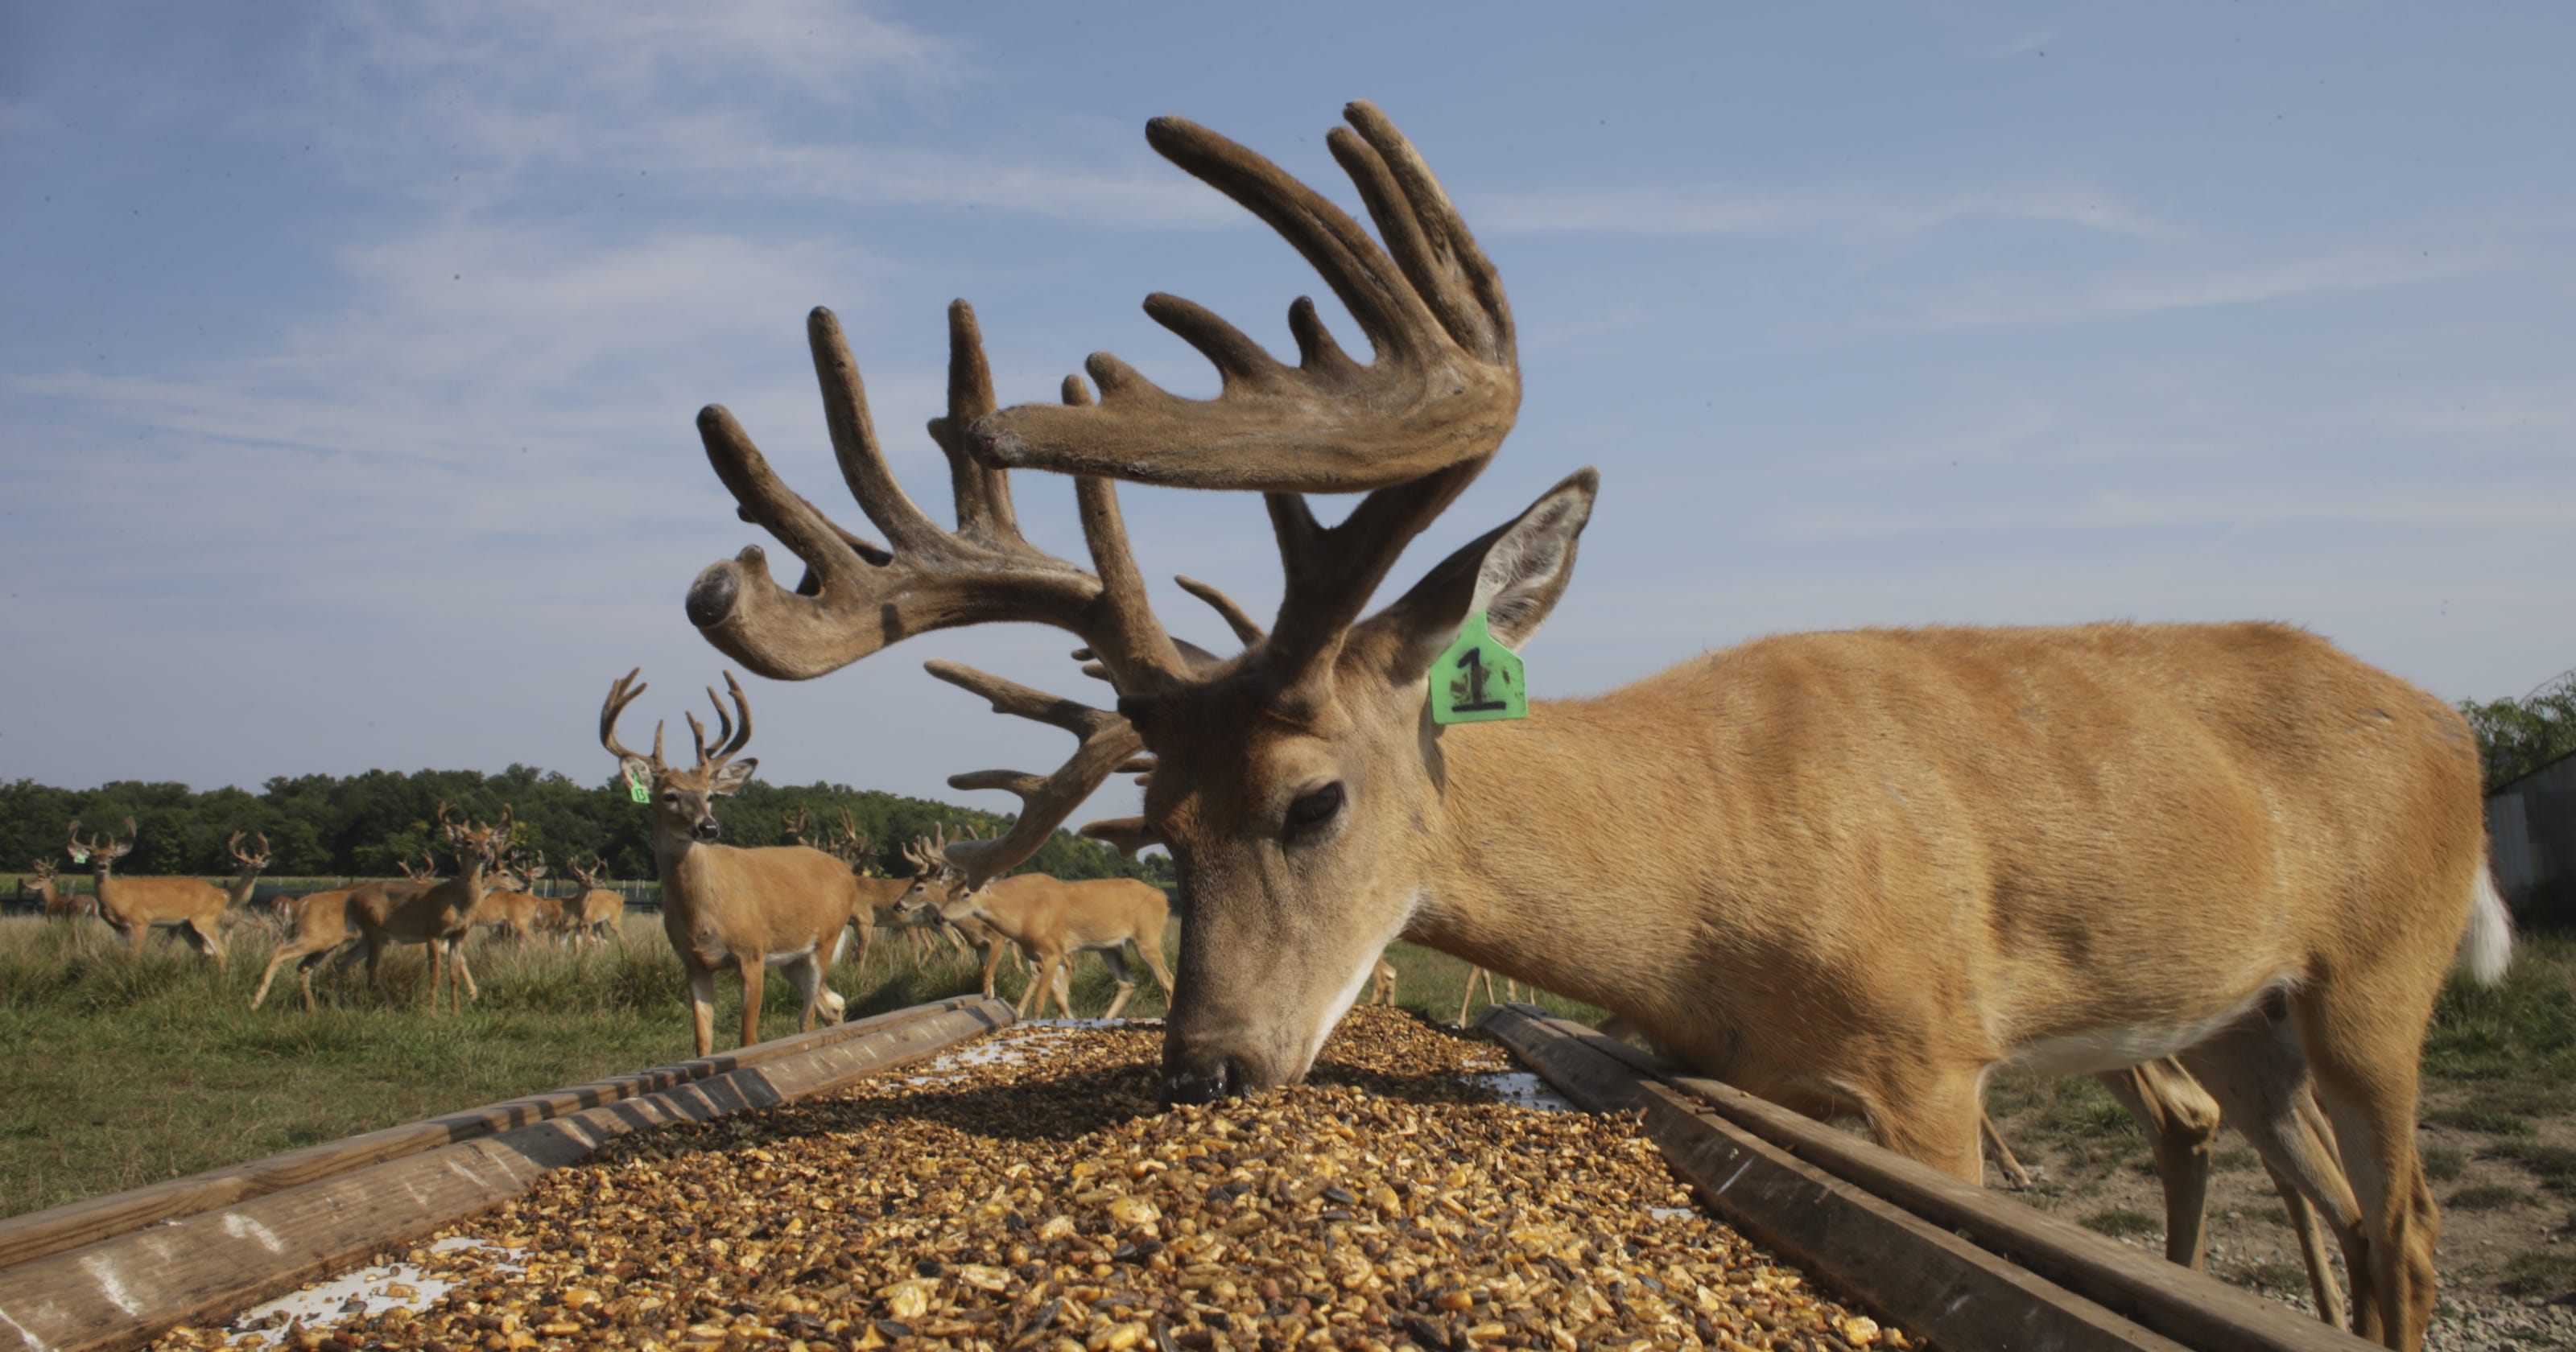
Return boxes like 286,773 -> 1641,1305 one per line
2099,1059 -> 2221,1268
450,942 -> 479,1005
978,938 -> 1005,1000
1457,967 -> 1483,1027
251,945 -> 296,1009
2182,1013 -> 2371,1335
1100,947 -> 1138,1020
1862,1069 -> 1987,1185
1050,956 -> 1077,1020
686,965 -> 718,1059
2272,1159 -> 2348,1331
1016,954 -> 1052,1019
1979,1113 -> 2038,1190
737,958 -> 768,1049
1137,937 -> 1177,1004
786,951 -> 826,1033
124,921 -> 150,959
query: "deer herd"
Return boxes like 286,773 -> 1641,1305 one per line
7,103 -> 2518,1346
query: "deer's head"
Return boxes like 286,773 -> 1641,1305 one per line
893,826 -> 985,923
227,831 -> 271,877
683,103 -> 1591,1102
437,803 -> 514,874
600,669 -> 758,844
68,818 -> 135,876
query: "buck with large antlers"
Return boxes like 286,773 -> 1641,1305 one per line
601,669 -> 865,1056
679,103 -> 2501,1348
894,826 -> 1173,1020
65,820 -> 265,967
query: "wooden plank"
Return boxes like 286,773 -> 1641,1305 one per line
0,996 -> 1014,1352
0,996 -> 987,1272
1484,1006 -> 2190,1352
1484,1006 -> 2370,1352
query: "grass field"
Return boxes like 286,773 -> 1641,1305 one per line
0,914 -> 1576,1220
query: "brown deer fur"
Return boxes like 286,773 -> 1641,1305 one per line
251,886 -> 360,1011
350,808 -> 514,1012
675,105 -> 2504,1350
603,669 -> 861,1057
67,819 -> 250,967
898,860 -> 1174,1020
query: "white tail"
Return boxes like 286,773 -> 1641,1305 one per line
2458,868 -> 2513,986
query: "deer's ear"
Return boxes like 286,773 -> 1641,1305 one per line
710,757 -> 758,795
1359,469 -> 1597,686
619,756 -> 655,790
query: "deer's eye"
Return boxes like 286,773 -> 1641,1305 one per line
1286,783 -> 1344,834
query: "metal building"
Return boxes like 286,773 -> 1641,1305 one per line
2488,747 -> 2576,916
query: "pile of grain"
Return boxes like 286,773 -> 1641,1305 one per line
164,1008 -> 1906,1352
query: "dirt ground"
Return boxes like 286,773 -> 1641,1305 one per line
1980,1071 -> 2576,1350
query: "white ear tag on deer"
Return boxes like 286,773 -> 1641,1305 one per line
1430,612 -> 1528,725
627,771 -> 650,804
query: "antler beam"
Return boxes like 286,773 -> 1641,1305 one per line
923,659 -> 1145,890
963,101 -> 1517,493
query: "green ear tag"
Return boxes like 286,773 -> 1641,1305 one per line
1430,611 -> 1529,725
627,772 -> 651,804
69,848 -> 89,864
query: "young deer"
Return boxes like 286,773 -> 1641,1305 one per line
560,854 -> 626,946
251,884 -> 361,1011
347,806 -> 514,1012
601,669 -> 861,1056
67,818 -> 248,967
27,858 -> 92,920
894,826 -> 1174,1020
678,104 -> 2500,1348
472,849 -> 549,942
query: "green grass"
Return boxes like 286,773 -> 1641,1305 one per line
2081,1208 -> 2161,1239
2423,934 -> 2576,1082
2502,1249 -> 2576,1299
2481,1140 -> 2576,1193
2446,1183 -> 2534,1211
0,918 -> 1560,1222
2421,1144 -> 2467,1181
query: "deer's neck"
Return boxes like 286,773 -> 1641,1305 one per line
226,868 -> 262,908
1409,695 -> 1753,1052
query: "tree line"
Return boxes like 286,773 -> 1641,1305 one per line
2460,670 -> 2576,792
0,766 -> 1167,887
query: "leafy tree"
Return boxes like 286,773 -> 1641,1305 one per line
2,766 -> 1158,889
2461,669 -> 2576,792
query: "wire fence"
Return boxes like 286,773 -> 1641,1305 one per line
2,875 -> 671,917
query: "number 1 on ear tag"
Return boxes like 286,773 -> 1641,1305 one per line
1430,611 -> 1528,725
69,848 -> 89,864
627,772 -> 650,804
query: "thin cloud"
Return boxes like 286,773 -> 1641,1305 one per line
1472,183 -> 2173,241
1889,246 -> 2486,329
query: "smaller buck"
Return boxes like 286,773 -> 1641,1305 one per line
602,668 -> 863,1056
472,849 -> 550,942
559,854 -> 626,946
895,826 -> 1174,1020
27,858 -> 93,921
345,806 -> 514,1012
68,818 -> 258,967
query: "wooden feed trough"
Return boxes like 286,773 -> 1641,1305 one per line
0,1000 -> 2370,1352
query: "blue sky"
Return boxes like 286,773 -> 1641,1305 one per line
5,3 -> 2571,816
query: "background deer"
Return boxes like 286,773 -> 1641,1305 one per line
251,884 -> 361,1011
894,825 -> 1172,1020
675,104 -> 2504,1348
601,668 -> 862,1056
471,848 -> 548,942
67,818 -> 248,967
27,858 -> 93,921
560,854 -> 625,946
346,805 -> 513,1012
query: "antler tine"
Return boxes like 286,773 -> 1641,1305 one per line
690,303 -> 1125,683
715,671 -> 753,764
923,660 -> 1145,889
600,668 -> 654,764
964,101 -> 1515,494
1261,459 -> 1488,694
1175,575 -> 1266,647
